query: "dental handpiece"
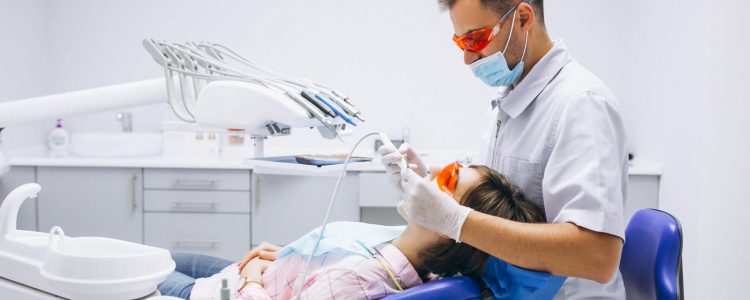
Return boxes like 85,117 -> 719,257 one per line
379,133 -> 407,171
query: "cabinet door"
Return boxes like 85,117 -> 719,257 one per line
145,212 -> 250,261
37,167 -> 143,243
0,166 -> 37,231
251,173 -> 359,246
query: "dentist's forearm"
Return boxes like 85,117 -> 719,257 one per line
460,211 -> 622,284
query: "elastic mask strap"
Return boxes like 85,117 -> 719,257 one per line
519,30 -> 529,62
501,9 -> 517,54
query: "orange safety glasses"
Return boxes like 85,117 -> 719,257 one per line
435,161 -> 463,193
451,5 -> 517,52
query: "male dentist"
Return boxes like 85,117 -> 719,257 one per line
380,0 -> 628,298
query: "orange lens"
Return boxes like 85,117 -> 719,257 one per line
452,28 -> 493,52
435,162 -> 463,193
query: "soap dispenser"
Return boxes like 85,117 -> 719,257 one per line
48,119 -> 69,155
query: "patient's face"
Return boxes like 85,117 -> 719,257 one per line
409,167 -> 481,242
450,167 -> 480,203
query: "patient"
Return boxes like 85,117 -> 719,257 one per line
158,164 -> 547,300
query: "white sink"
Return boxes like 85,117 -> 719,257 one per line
71,132 -> 163,158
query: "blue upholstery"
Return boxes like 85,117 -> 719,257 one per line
620,209 -> 684,300
380,276 -> 482,300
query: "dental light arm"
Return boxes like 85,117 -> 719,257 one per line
0,40 -> 365,176
0,79 -> 167,176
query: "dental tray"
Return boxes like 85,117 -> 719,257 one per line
0,183 -> 175,300
256,155 -> 371,166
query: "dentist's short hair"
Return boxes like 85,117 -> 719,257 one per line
437,0 -> 545,25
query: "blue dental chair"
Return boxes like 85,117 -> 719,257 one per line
620,209 -> 684,300
380,208 -> 684,300
381,275 -> 482,300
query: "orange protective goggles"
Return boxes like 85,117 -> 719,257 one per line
435,161 -> 463,193
451,5 -> 517,52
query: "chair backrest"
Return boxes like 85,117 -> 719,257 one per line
620,209 -> 684,300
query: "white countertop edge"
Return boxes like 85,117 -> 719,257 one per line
7,147 -> 663,176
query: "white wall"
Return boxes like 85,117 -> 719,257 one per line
3,0 -> 749,297
699,1 -> 750,298
0,0 -> 52,148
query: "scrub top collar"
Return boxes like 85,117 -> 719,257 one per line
497,39 -> 573,118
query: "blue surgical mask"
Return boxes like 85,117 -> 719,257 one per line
470,10 -> 529,87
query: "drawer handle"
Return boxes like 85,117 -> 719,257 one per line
174,178 -> 219,187
171,201 -> 220,208
172,239 -> 219,248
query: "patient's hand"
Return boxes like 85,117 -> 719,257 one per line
240,257 -> 273,283
239,242 -> 281,271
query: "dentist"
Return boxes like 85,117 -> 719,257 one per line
380,0 -> 627,298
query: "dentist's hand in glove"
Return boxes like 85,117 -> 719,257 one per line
378,143 -> 428,190
398,168 -> 473,242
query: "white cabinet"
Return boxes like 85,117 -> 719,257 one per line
624,175 -> 660,222
144,213 -> 250,261
251,173 -> 360,246
143,168 -> 252,261
0,166 -> 37,231
36,167 -> 143,243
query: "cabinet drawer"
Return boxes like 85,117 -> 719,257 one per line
144,213 -> 250,261
358,172 -> 402,207
144,169 -> 250,191
144,190 -> 251,213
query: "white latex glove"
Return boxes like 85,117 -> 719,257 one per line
398,168 -> 472,242
377,142 -> 428,190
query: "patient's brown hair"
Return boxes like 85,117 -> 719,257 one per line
421,165 -> 545,279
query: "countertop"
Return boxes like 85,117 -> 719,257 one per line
7,146 -> 662,176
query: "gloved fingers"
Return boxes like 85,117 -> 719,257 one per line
427,165 -> 442,180
381,151 -> 404,165
398,143 -> 428,176
399,168 -> 421,191
396,201 -> 413,223
377,144 -> 397,156
386,164 -> 402,175
396,142 -> 412,155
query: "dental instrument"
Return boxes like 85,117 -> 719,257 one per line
0,40 -> 366,177
379,133 -> 408,171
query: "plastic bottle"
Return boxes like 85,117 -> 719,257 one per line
220,278 -> 230,300
48,119 -> 69,155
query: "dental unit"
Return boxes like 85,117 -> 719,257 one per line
0,40 -> 367,299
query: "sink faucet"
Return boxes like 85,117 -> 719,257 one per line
116,112 -> 133,132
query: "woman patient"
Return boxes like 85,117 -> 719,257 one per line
159,164 -> 547,300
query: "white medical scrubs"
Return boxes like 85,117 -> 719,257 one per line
477,40 -> 628,299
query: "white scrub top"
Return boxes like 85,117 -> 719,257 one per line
477,40 -> 628,299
